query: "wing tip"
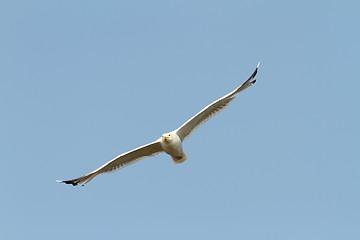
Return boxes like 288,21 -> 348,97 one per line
248,62 -> 260,81
56,179 -> 79,186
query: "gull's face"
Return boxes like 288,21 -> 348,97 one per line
162,133 -> 173,142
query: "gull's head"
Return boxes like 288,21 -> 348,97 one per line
162,133 -> 173,142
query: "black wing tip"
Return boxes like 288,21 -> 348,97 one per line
249,62 -> 260,80
56,179 -> 79,186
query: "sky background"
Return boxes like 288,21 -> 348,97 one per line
1,0 -> 359,239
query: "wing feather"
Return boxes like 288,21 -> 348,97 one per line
57,141 -> 163,186
176,63 -> 259,141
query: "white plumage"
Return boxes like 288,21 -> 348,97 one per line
58,62 -> 260,186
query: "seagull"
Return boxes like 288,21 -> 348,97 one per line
57,62 -> 260,186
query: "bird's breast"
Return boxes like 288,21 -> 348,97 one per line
161,140 -> 183,157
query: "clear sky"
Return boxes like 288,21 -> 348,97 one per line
1,0 -> 359,239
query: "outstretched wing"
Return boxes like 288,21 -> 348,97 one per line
57,140 -> 163,186
176,62 -> 259,141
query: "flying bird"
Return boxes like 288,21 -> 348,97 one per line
57,62 -> 260,186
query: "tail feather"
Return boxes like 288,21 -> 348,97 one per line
172,152 -> 187,164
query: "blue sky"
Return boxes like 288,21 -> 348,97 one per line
1,0 -> 359,239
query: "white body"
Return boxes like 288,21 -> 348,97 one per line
160,132 -> 187,164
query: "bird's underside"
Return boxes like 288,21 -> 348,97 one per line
57,62 -> 260,186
